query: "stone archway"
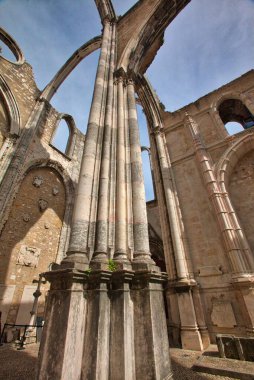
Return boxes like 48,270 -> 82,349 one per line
0,166 -> 66,327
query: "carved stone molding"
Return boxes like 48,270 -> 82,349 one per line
17,245 -> 41,267
52,186 -> 59,196
22,214 -> 30,223
33,176 -> 44,188
38,199 -> 48,212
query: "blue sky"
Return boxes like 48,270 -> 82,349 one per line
0,0 -> 254,200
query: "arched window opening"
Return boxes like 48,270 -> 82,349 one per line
0,95 -> 9,148
0,28 -> 24,64
137,104 -> 155,201
0,41 -> 17,62
50,50 -> 100,134
218,98 -> 254,135
224,121 -> 244,135
51,118 -> 72,156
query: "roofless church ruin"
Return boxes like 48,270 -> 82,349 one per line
0,0 -> 254,379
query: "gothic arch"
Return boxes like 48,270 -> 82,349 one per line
211,91 -> 254,136
41,36 -> 102,102
51,114 -> 77,158
117,1 -> 189,73
216,133 -> 254,189
215,133 -> 254,267
0,27 -> 25,65
21,160 -> 75,263
0,74 -> 20,137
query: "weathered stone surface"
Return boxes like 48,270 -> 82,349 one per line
217,334 -> 254,362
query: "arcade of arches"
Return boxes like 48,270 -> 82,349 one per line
0,1 -> 254,379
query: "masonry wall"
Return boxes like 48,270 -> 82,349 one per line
157,70 -> 254,341
0,49 -> 84,331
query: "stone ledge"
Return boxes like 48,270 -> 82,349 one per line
192,355 -> 254,380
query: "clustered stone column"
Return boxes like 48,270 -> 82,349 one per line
137,76 -> 208,351
37,18 -> 172,380
63,19 -> 112,268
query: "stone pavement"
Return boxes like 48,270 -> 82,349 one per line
0,343 -> 250,380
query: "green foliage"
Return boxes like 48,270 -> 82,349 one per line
108,259 -> 117,272
85,267 -> 92,275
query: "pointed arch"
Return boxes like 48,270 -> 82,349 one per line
216,133 -> 254,190
41,36 -> 102,102
0,27 -> 25,65
50,114 -> 76,157
0,74 -> 21,137
211,91 -> 254,136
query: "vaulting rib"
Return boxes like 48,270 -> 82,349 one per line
94,0 -> 116,22
41,36 -> 102,102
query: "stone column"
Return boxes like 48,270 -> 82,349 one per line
153,126 -> 189,280
114,70 -> 129,262
192,286 -> 210,349
125,77 -> 172,379
93,24 -> 116,264
64,20 -> 112,268
37,20 -> 114,380
126,78 -> 153,264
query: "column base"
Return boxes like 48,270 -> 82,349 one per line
131,269 -> 173,379
61,251 -> 89,271
110,270 -> 135,380
180,326 -> 204,351
37,269 -> 88,380
81,270 -> 111,380
175,283 -> 205,351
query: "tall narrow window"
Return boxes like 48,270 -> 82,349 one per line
0,95 -> 9,148
137,104 -> 155,201
51,118 -> 71,156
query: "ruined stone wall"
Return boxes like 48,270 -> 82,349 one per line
0,50 -> 84,329
0,167 -> 65,324
148,70 -> 254,341
0,58 -> 40,128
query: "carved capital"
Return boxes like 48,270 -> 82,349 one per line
151,125 -> 164,136
113,67 -> 126,85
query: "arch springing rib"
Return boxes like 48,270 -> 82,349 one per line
41,36 -> 102,102
0,27 -> 25,64
94,0 -> 116,23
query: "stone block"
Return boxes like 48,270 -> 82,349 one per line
216,334 -> 254,362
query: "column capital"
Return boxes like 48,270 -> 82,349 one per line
113,67 -> 126,84
151,125 -> 164,136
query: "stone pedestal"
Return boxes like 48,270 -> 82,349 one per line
176,285 -> 204,351
131,268 -> 173,380
82,270 -> 111,380
37,269 -> 88,380
165,287 -> 181,347
192,286 -> 210,349
110,270 -> 135,380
